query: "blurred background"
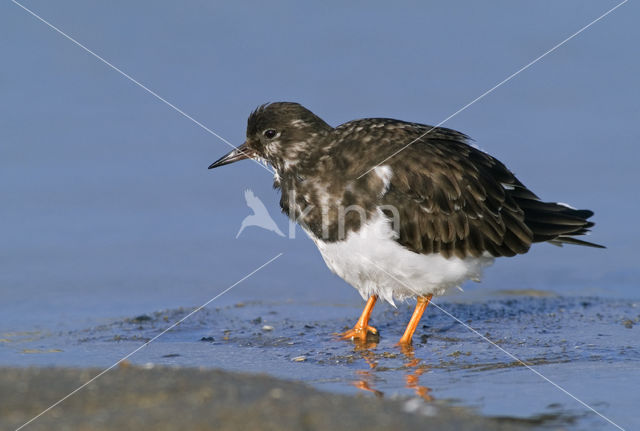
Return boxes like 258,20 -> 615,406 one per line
1,0 -> 638,331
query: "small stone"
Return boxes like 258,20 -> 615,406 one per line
252,317 -> 263,324
292,356 -> 306,362
262,325 -> 274,331
162,353 -> 180,358
269,388 -> 284,399
403,398 -> 422,413
623,319 -> 634,329
200,337 -> 215,342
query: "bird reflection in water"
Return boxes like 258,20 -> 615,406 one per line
349,338 -> 433,401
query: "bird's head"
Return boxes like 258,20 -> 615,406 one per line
208,102 -> 332,174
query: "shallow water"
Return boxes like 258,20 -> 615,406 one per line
3,294 -> 638,430
2,2 -> 640,430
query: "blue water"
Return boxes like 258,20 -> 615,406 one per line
1,2 -> 639,430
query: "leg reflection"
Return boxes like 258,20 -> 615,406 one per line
351,340 -> 384,397
354,370 -> 384,398
399,344 -> 433,401
350,341 -> 434,402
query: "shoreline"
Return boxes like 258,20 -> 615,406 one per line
2,365 -> 543,431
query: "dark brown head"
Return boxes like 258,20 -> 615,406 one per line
208,102 -> 332,173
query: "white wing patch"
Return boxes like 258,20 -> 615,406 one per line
374,165 -> 393,196
501,183 -> 515,191
557,202 -> 577,210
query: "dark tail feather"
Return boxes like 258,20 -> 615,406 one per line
513,197 -> 605,248
548,236 -> 606,249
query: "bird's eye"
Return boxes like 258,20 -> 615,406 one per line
263,129 -> 277,139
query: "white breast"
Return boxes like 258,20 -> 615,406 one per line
306,210 -> 494,306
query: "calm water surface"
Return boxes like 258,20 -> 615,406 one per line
1,2 -> 639,430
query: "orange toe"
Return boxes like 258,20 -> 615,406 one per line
340,324 -> 378,342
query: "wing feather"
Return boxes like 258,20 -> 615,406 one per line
327,118 -> 602,256
376,127 -> 534,258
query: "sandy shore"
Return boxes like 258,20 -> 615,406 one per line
1,366 -> 539,431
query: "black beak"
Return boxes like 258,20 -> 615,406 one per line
208,142 -> 255,169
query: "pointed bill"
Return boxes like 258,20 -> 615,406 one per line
208,142 -> 255,169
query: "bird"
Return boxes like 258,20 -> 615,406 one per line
208,102 -> 603,345
236,189 -> 285,238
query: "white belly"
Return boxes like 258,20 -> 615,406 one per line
307,210 -> 494,306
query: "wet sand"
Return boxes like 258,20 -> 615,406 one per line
3,365 -> 544,431
2,295 -> 637,430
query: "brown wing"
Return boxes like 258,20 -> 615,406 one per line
329,118 -> 602,256
380,133 -> 536,258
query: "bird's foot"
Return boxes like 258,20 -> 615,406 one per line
396,341 -> 415,356
396,337 -> 414,349
339,325 -> 379,342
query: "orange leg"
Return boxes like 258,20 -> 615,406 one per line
340,296 -> 378,342
397,294 -> 433,345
